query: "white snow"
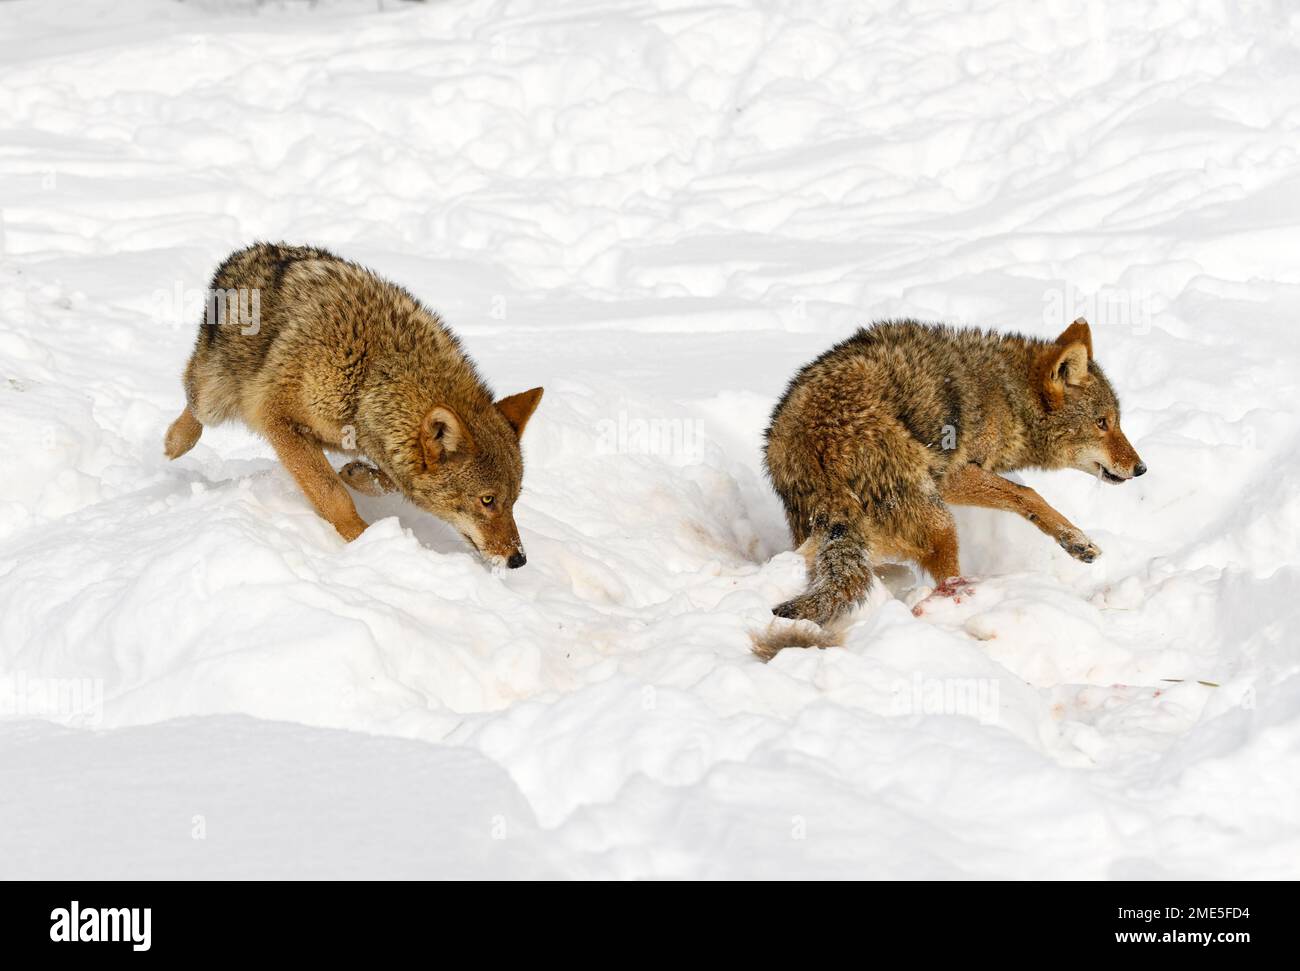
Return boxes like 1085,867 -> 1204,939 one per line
1,0 -> 1298,879
0,716 -> 559,878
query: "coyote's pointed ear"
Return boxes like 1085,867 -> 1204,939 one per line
420,405 -> 474,467
1040,319 -> 1092,410
1056,317 -> 1093,359
496,387 -> 544,439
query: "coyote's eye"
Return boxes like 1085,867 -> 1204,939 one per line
1096,417 -> 1109,431
481,495 -> 495,508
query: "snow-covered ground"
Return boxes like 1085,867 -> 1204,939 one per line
1,0 -> 1298,879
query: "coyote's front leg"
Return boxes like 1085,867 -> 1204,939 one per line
263,419 -> 369,541
339,460 -> 396,497
940,464 -> 1101,563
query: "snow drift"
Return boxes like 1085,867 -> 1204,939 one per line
0,0 -> 1298,878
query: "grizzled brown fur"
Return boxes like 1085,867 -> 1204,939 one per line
762,318 -> 1144,642
165,242 -> 543,565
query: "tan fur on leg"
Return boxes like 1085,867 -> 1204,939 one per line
940,463 -> 1100,562
164,407 -> 203,459
918,517 -> 961,584
264,420 -> 368,541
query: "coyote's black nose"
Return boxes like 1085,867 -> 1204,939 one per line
507,551 -> 526,569
1133,463 -> 1147,477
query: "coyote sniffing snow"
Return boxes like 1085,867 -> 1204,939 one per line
165,243 -> 543,567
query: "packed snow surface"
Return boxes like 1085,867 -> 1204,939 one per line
1,0 -> 1298,878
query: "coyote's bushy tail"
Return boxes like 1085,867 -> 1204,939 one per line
752,517 -> 875,661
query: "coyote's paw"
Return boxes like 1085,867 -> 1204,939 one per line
336,517 -> 368,543
339,461 -> 395,497
911,576 -> 976,616
1058,529 -> 1101,563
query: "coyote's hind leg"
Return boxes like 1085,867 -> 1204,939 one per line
164,406 -> 203,459
918,513 -> 962,586
910,512 -> 977,616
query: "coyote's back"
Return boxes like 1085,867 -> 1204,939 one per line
171,243 -> 482,436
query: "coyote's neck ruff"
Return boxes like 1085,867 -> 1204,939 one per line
762,318 -> 1144,642
165,243 -> 543,566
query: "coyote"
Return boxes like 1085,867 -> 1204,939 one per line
164,243 -> 543,567
763,318 -> 1144,632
